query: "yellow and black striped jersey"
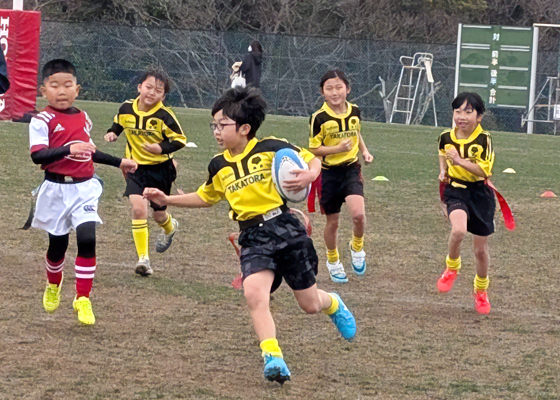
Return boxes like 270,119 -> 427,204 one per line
196,137 -> 315,221
110,98 -> 187,165
438,124 -> 494,182
309,101 -> 361,168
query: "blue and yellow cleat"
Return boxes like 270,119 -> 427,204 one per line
329,293 -> 356,340
263,355 -> 291,384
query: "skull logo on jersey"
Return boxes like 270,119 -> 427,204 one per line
468,144 -> 484,160
146,118 -> 160,131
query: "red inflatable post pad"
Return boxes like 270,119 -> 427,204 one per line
0,10 -> 41,120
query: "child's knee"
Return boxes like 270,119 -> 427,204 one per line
450,226 -> 467,241
473,244 -> 489,260
243,287 -> 268,309
131,207 -> 147,219
76,223 -> 96,257
325,218 -> 339,230
351,211 -> 366,226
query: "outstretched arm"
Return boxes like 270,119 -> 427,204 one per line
143,188 -> 212,208
31,142 -> 96,165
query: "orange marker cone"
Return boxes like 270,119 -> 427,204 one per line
540,191 -> 557,198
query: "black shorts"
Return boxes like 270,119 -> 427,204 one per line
443,181 -> 495,236
238,212 -> 319,293
124,159 -> 177,211
320,162 -> 364,215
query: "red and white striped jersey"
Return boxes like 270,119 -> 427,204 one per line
29,106 -> 96,178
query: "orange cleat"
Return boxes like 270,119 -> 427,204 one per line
437,268 -> 458,293
474,291 -> 491,315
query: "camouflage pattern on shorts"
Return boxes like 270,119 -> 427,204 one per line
238,212 -> 319,293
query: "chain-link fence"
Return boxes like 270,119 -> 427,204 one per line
40,21 -> 559,133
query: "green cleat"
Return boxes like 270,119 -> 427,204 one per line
73,296 -> 96,325
43,275 -> 63,313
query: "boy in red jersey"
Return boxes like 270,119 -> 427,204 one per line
29,59 -> 137,325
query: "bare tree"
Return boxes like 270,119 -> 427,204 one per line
4,0 -> 559,45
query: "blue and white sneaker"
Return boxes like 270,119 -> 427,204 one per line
326,261 -> 348,283
349,243 -> 366,275
329,293 -> 356,340
263,354 -> 291,384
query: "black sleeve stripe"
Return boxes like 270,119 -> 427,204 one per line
310,110 -> 326,138
206,154 -> 230,184
159,107 -> 184,136
109,122 -> 124,135
257,137 -> 299,153
438,130 -> 452,150
119,101 -> 134,114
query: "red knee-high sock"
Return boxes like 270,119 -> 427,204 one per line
75,256 -> 96,298
46,257 -> 64,286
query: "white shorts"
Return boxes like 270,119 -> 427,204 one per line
32,178 -> 103,236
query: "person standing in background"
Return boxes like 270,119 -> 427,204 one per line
232,40 -> 263,89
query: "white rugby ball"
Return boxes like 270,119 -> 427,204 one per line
271,148 -> 310,203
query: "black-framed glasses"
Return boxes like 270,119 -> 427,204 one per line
210,122 -> 237,132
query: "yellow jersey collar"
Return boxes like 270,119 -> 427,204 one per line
132,97 -> 163,116
323,101 -> 353,119
451,124 -> 483,143
223,137 -> 258,162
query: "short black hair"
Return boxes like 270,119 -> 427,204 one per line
211,87 -> 267,140
138,69 -> 170,94
42,59 -> 76,81
452,92 -> 486,115
319,69 -> 350,89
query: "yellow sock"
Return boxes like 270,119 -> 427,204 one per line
327,249 -> 339,264
474,274 -> 489,292
132,219 -> 149,259
446,255 -> 461,271
158,214 -> 174,235
351,235 -> 364,252
323,293 -> 339,315
260,338 -> 283,358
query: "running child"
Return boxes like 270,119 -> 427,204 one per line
104,69 -> 187,277
308,70 -> 374,283
143,87 -> 356,384
30,59 -> 138,325
437,92 -> 495,315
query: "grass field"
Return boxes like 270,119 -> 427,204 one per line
2,99 -> 560,399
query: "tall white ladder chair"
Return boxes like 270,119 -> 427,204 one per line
390,52 -> 438,126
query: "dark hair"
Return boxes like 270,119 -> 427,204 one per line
42,59 -> 76,81
452,92 -> 485,115
138,69 -> 170,94
249,40 -> 263,55
319,69 -> 350,89
211,86 -> 267,140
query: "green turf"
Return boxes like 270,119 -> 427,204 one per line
2,99 -> 560,399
